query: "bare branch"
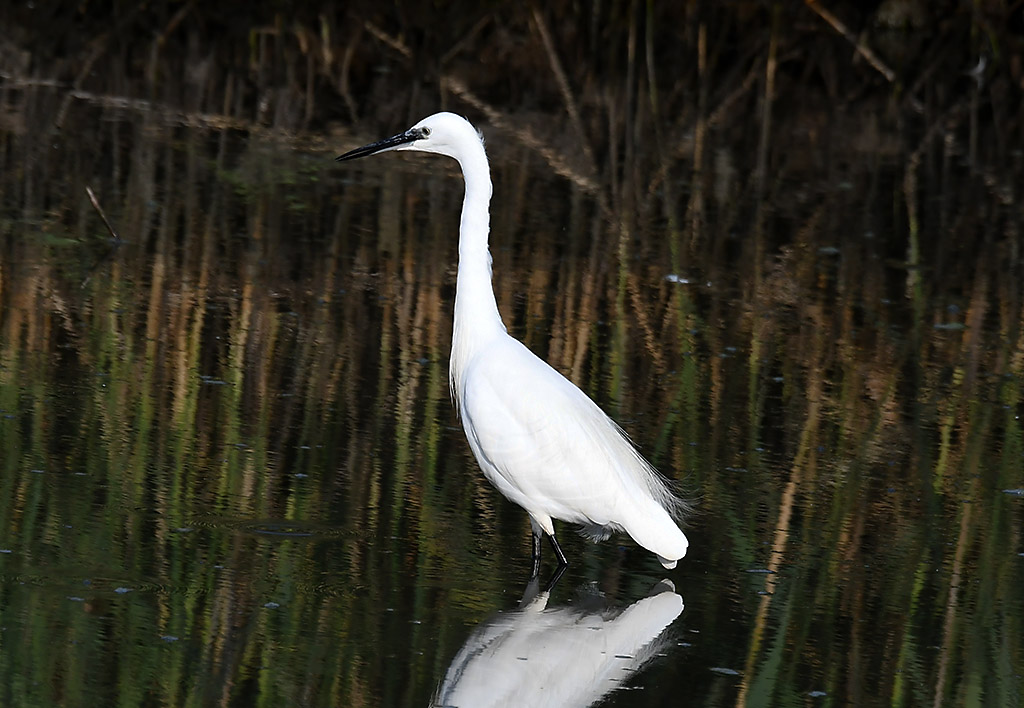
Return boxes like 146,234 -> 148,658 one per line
805,0 -> 896,83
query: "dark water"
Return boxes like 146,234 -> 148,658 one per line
3,8 -> 1024,706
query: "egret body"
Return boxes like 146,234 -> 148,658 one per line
337,112 -> 688,573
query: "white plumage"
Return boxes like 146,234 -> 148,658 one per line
431,582 -> 684,707
337,112 -> 689,572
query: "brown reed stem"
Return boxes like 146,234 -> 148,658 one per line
805,0 -> 896,83
85,186 -> 121,243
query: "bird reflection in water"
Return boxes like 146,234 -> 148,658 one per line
431,580 -> 684,707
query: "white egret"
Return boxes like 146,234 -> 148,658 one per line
337,112 -> 689,574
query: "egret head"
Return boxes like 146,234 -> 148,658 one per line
336,112 -> 481,164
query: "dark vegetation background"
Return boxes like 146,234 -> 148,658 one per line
1,2 -> 1023,706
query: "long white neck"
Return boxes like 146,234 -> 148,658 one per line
449,140 -> 505,405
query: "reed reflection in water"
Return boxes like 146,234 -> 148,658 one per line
2,9 -> 1024,704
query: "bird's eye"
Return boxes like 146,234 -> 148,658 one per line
420,127 -> 431,138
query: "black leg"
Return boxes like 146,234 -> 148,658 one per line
530,531 -> 543,580
524,530 -> 568,594
548,533 -> 568,568
543,559 -> 567,592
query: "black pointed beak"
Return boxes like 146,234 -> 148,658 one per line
335,127 -> 426,161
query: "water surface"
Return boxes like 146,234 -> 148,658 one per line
2,40 -> 1024,708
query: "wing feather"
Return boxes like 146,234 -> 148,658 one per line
459,337 -> 682,528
